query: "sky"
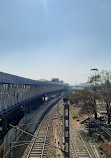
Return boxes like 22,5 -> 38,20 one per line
0,0 -> 111,85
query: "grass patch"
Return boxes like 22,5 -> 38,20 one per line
72,112 -> 78,119
60,116 -> 63,120
84,135 -> 90,142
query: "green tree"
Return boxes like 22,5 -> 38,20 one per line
88,71 -> 101,119
98,71 -> 111,124
67,88 -> 100,119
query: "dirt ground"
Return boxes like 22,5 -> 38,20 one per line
70,104 -> 111,158
21,102 -> 110,158
102,142 -> 111,158
43,103 -> 110,158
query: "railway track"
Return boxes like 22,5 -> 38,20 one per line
101,126 -> 111,140
4,101 -> 48,158
70,115 -> 97,158
26,104 -> 57,158
4,98 -> 61,158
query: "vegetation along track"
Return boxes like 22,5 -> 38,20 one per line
70,114 -> 98,158
26,103 -> 58,158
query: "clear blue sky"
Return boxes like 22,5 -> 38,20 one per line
0,0 -> 111,85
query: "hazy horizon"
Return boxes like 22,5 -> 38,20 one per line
0,0 -> 111,84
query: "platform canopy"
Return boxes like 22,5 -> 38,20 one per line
0,72 -> 63,86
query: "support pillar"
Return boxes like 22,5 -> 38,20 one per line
2,117 -> 7,136
27,103 -> 31,113
39,97 -> 43,104
43,95 -> 46,102
47,94 -> 50,101
35,99 -> 39,109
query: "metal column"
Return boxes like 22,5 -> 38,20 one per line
34,99 -> 39,109
27,103 -> 31,113
2,116 -> 7,136
43,95 -> 46,102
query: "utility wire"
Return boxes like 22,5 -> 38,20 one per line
9,124 -> 64,152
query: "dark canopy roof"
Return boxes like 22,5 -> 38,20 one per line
0,72 -> 63,86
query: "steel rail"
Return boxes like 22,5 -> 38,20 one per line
3,98 -> 63,158
8,122 -> 62,151
101,126 -> 111,139
70,134 -> 78,158
70,115 -> 93,158
89,141 -> 100,158
27,99 -> 63,158
3,101 -> 50,158
26,115 -> 47,158
40,100 -> 61,158
40,112 -> 52,158
80,123 -> 99,158
27,104 -> 57,158
2,102 -> 46,146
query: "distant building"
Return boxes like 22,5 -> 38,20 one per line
51,78 -> 59,82
38,79 -> 48,82
59,80 -> 64,84
51,78 -> 64,84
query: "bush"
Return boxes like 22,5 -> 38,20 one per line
60,116 -> 63,120
72,112 -> 78,119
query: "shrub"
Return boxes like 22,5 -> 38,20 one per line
72,112 -> 78,119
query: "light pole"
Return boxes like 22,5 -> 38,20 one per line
90,68 -> 98,91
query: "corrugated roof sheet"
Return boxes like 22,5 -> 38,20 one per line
0,72 -> 63,86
